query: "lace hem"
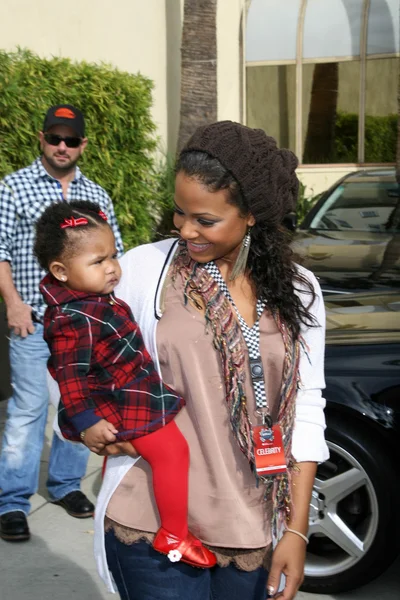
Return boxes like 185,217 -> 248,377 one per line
105,517 -> 271,572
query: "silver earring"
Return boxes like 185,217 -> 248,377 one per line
230,229 -> 251,281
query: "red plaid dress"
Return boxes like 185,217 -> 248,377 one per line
40,274 -> 185,442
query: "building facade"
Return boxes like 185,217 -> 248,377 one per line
1,0 -> 398,194
246,0 -> 399,194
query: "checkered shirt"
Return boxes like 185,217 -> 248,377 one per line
0,157 -> 124,320
41,274 -> 185,442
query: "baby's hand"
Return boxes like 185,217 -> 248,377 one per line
81,419 -> 118,453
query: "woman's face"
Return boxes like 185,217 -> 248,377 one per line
173,171 -> 255,264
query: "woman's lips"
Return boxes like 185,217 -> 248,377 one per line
186,241 -> 212,253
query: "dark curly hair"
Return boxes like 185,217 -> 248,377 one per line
34,200 -> 110,270
175,151 -> 316,338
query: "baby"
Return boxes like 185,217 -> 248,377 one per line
34,200 -> 215,569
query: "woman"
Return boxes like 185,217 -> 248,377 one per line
94,121 -> 329,600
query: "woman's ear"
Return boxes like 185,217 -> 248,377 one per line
49,261 -> 68,283
247,213 -> 256,227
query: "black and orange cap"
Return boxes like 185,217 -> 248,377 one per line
43,104 -> 85,137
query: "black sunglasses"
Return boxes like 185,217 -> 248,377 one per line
44,133 -> 82,148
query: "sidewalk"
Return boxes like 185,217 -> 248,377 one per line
0,401 -> 109,600
1,400 -> 399,600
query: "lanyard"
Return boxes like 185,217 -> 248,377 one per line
204,262 -> 272,427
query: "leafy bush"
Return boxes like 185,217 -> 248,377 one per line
334,112 -> 397,163
364,113 -> 397,162
0,48 -> 160,249
296,182 -> 321,224
153,154 -> 177,239
333,113 -> 358,162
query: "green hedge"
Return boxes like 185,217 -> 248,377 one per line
335,111 -> 397,163
0,48 -> 161,249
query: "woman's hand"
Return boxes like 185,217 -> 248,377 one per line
98,441 -> 139,458
266,532 -> 307,599
267,462 -> 316,598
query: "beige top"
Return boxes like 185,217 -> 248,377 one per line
106,275 -> 285,549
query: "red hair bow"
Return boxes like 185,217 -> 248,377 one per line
98,210 -> 108,221
60,217 -> 89,229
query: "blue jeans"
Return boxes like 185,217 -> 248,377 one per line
0,324 -> 90,515
105,529 -> 268,600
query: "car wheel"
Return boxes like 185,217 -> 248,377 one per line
301,417 -> 399,594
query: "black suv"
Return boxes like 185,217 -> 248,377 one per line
293,169 -> 400,594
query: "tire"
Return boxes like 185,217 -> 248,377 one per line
301,416 -> 400,594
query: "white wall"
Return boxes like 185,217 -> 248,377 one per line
217,0 -> 245,123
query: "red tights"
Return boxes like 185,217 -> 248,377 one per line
132,421 -> 189,539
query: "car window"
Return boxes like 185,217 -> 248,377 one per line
309,182 -> 400,232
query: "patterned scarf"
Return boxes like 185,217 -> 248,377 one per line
171,243 -> 302,537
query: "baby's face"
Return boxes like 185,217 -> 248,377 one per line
62,226 -> 121,295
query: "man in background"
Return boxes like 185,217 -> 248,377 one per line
0,104 -> 124,541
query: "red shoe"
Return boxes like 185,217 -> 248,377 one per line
153,527 -> 217,568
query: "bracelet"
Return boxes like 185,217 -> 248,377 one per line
284,528 -> 309,544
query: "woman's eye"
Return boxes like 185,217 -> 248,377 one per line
198,219 -> 216,227
173,207 -> 184,216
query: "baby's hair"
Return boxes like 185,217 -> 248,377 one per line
34,200 -> 110,270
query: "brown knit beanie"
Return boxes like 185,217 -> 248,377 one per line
180,121 -> 299,226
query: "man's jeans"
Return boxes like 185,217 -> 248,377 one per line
0,324 -> 90,516
105,529 -> 268,600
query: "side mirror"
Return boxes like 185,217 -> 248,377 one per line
282,212 -> 297,232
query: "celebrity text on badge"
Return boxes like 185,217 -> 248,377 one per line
257,446 -> 282,456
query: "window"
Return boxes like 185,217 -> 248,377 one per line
247,65 -> 296,151
302,61 -> 360,163
310,180 -> 400,231
246,0 -> 399,165
365,57 -> 398,163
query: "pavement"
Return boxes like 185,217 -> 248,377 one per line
0,400 -> 399,600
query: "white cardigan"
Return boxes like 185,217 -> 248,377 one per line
94,238 -> 329,593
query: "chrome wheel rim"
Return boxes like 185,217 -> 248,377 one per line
305,440 -> 379,578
